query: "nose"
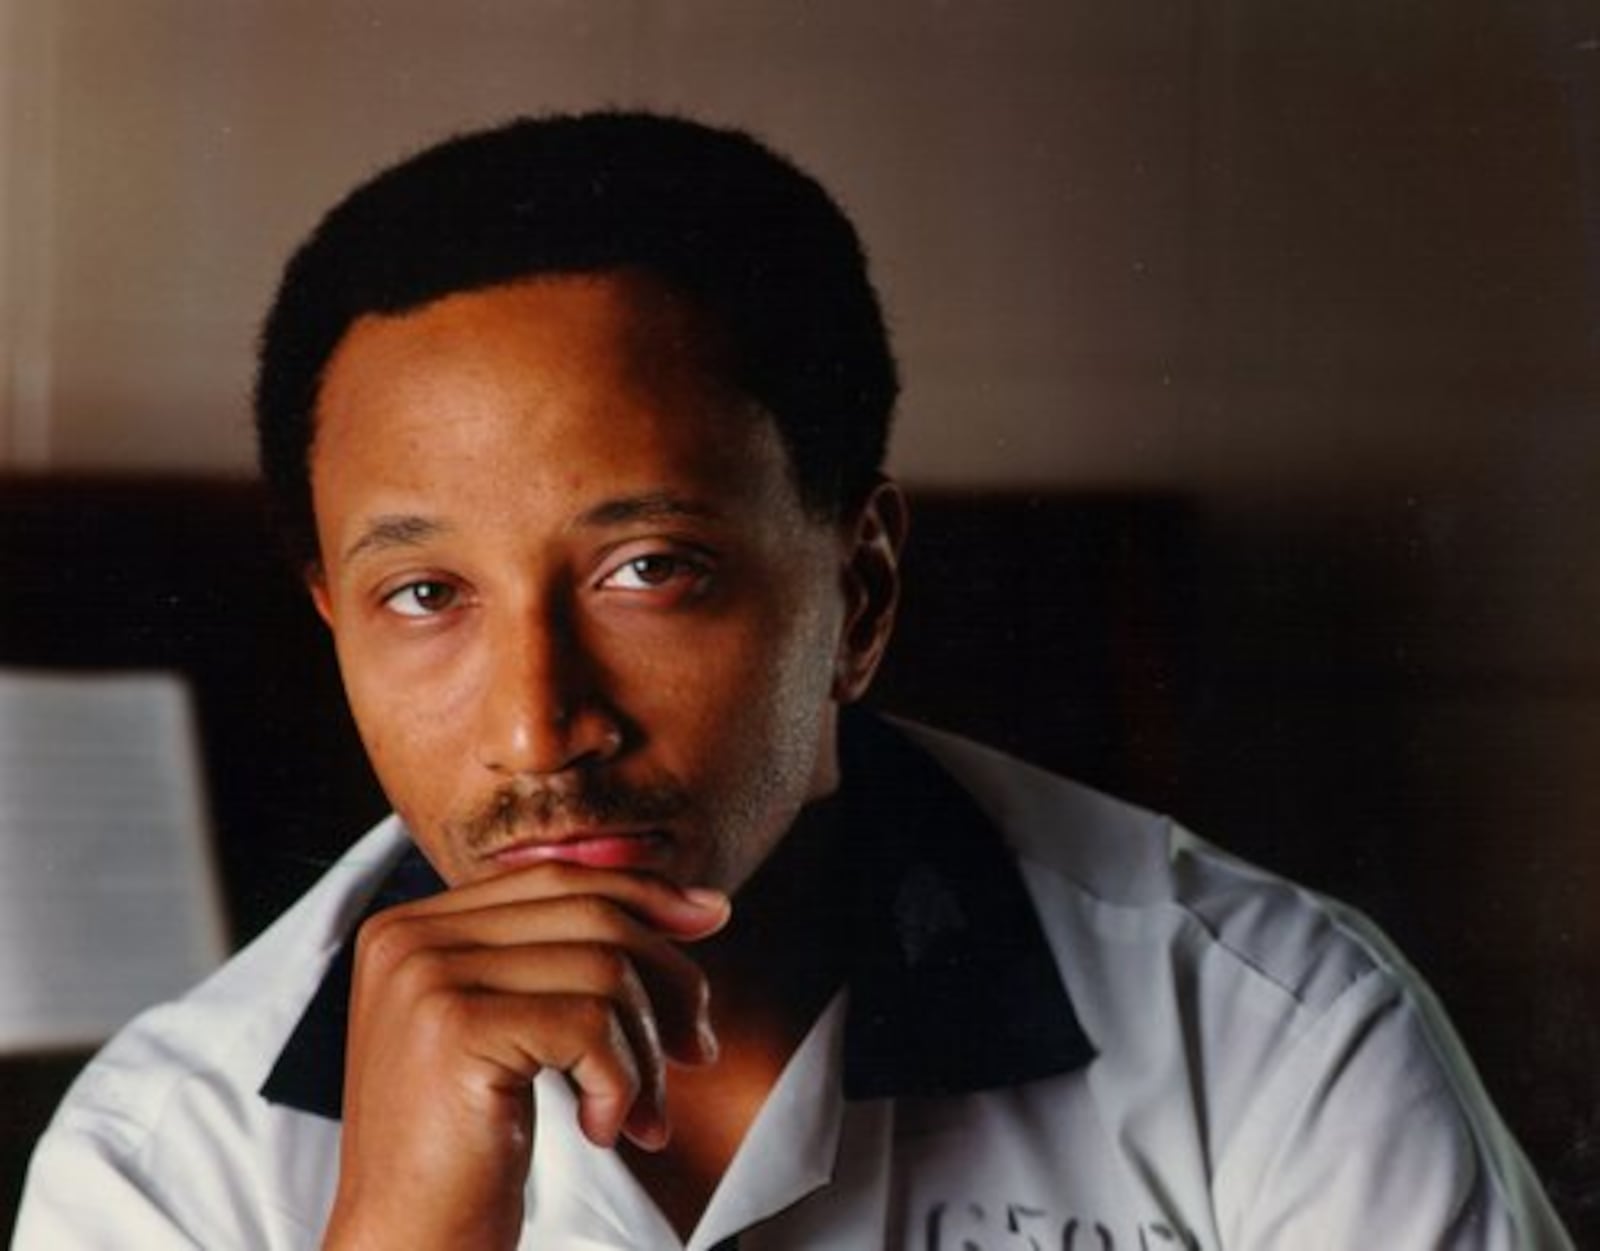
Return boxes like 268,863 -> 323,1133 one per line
474,597 -> 623,779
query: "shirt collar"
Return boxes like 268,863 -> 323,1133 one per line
261,712 -> 1094,1120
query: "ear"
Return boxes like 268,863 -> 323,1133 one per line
833,478 -> 909,703
306,564 -> 335,629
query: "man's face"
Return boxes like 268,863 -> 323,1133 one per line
308,272 -> 893,892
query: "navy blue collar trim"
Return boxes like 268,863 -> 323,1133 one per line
834,714 -> 1095,1098
261,713 -> 1094,1120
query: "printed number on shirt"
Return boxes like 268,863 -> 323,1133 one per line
924,1202 -> 1202,1251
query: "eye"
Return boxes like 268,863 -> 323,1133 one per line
382,579 -> 460,618
599,552 -> 710,594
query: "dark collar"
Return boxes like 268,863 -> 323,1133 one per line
261,713 -> 1094,1120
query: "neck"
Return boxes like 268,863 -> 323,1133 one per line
620,797 -> 851,1240
700,794 -> 850,1034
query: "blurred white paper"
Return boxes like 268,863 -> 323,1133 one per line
0,670 -> 227,1052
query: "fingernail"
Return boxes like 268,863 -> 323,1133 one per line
626,1118 -> 670,1152
682,887 -> 728,913
643,1089 -> 672,1151
696,1016 -> 720,1065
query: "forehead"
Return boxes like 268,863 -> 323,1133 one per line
307,272 -> 800,545
317,270 -> 735,423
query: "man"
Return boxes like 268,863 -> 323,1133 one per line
18,113 -> 1571,1249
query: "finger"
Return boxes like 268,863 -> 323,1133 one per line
361,890 -> 720,1064
475,954 -> 671,1151
414,924 -> 714,1068
568,1008 -> 667,1151
456,991 -> 655,1150
395,861 -> 731,939
440,957 -> 674,1150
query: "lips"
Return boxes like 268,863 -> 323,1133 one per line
485,828 -> 671,872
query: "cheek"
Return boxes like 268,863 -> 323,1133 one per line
687,628 -> 840,890
681,598 -> 842,792
641,593 -> 837,733
346,687 -> 431,812
335,637 -> 474,821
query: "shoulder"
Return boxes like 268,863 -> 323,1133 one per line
901,722 -> 1410,1132
905,720 -> 1387,1010
904,722 -> 1572,1248
59,817 -> 411,1138
14,819 -> 411,1246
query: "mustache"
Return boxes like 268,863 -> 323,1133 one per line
452,773 -> 692,854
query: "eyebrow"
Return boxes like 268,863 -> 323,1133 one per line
341,514 -> 448,565
339,494 -> 722,566
575,492 -> 726,529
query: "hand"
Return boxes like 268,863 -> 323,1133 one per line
320,863 -> 730,1251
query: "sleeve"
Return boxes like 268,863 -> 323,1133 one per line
13,1120 -> 205,1250
1211,962 -> 1574,1251
10,1053 -> 328,1249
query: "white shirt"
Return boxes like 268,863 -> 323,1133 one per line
16,718 -> 1574,1249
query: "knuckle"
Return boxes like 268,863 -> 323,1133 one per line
567,894 -> 632,940
354,911 -> 419,974
355,916 -> 452,1002
410,984 -> 474,1043
579,945 -> 639,999
389,944 -> 448,999
565,994 -> 624,1046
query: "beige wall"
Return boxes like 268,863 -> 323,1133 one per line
4,4 -> 1593,491
3,0 -> 1599,1220
3,0 -> 1202,482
